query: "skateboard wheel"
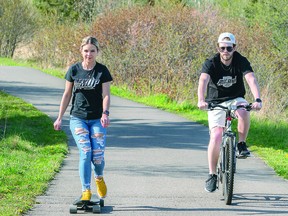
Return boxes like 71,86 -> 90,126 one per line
99,199 -> 104,207
92,205 -> 101,213
69,205 -> 77,214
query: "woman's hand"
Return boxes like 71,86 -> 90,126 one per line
53,118 -> 62,130
101,114 -> 110,128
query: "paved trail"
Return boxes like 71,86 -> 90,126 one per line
1,66 -> 288,216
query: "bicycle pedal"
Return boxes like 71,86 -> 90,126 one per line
236,155 -> 248,159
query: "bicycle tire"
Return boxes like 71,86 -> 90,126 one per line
222,135 -> 236,205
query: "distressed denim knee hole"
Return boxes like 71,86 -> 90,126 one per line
75,127 -> 89,135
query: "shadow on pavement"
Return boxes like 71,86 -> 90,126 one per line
102,192 -> 288,214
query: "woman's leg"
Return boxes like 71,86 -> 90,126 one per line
89,119 -> 107,198
89,119 -> 106,178
70,116 -> 92,192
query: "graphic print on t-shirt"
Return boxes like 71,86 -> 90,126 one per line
74,72 -> 102,90
217,76 -> 237,88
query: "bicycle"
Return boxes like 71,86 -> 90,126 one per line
208,102 -> 252,205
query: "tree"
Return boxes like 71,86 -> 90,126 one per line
0,0 -> 38,57
32,0 -> 78,22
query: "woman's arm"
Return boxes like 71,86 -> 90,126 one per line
101,81 -> 111,128
53,81 -> 73,130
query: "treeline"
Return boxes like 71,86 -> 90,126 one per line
0,0 -> 287,119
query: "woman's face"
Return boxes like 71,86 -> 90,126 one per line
81,44 -> 98,63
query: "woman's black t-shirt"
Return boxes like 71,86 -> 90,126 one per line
65,62 -> 113,120
201,51 -> 253,103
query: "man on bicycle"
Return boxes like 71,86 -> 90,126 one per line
197,32 -> 262,192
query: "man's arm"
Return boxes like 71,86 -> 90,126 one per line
244,72 -> 262,110
245,72 -> 261,99
197,73 -> 210,109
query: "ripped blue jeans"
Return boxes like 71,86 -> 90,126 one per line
70,116 -> 106,192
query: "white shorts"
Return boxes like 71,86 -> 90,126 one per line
208,97 -> 248,130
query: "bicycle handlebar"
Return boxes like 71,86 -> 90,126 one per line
208,103 -> 253,111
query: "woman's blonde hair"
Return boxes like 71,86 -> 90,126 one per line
80,36 -> 99,51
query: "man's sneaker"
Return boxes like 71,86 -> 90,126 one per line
96,178 -> 107,198
205,174 -> 217,193
237,141 -> 251,158
81,189 -> 92,201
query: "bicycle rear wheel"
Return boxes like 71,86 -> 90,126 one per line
222,135 -> 236,205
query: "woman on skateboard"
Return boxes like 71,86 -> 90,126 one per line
54,36 -> 113,200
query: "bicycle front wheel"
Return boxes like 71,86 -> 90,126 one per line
222,135 -> 236,205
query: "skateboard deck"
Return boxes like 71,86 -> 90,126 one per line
69,194 -> 104,214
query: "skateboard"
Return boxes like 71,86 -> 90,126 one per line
69,194 -> 104,214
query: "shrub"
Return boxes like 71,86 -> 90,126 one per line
22,4 -> 288,120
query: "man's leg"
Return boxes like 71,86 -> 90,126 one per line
236,109 -> 251,157
205,127 -> 223,192
208,127 -> 223,174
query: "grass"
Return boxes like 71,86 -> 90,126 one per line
0,57 -> 66,79
0,57 -> 287,215
0,91 -> 68,215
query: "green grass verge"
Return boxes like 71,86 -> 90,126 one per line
0,57 -> 66,79
0,91 -> 68,215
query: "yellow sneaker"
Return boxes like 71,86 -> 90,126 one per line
81,189 -> 92,201
96,178 -> 107,198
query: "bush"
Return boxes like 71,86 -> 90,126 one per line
31,17 -> 86,69
91,6 -> 223,102
19,4 -> 288,120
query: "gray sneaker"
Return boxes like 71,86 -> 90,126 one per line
205,174 -> 217,192
237,141 -> 251,158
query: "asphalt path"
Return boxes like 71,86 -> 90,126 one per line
1,66 -> 288,216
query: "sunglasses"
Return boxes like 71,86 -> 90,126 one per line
219,46 -> 234,52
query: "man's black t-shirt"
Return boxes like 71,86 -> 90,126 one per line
65,62 -> 113,120
201,51 -> 253,103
